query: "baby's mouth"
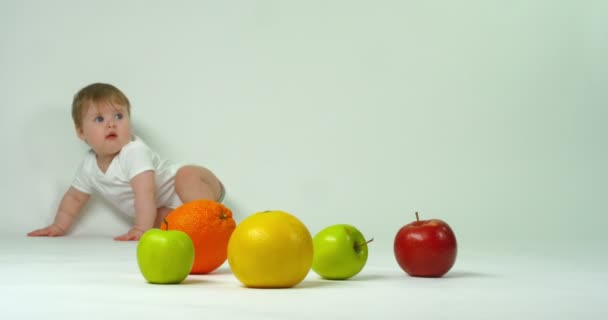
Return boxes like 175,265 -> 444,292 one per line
106,133 -> 118,139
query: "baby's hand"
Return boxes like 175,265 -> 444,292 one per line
27,225 -> 66,237
114,228 -> 144,241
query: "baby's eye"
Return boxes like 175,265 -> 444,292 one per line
94,116 -> 104,123
114,113 -> 124,120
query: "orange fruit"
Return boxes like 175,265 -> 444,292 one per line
162,200 -> 236,274
227,210 -> 313,288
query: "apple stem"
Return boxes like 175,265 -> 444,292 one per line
354,238 -> 375,249
415,211 -> 419,222
163,218 -> 169,231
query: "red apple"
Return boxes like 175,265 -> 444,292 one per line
394,212 -> 457,277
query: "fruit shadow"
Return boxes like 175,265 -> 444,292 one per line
296,279 -> 341,289
237,280 -> 340,290
180,278 -> 208,285
303,273 -> 405,286
181,269 -> 233,284
202,268 -> 233,276
347,273 -> 395,281
442,271 -> 495,279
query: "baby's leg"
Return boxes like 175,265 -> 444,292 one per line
174,165 -> 224,203
154,207 -> 174,228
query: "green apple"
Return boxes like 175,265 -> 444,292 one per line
136,227 -> 194,284
312,224 -> 371,280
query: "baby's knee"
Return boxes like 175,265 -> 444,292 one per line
173,165 -> 224,202
175,165 -> 200,181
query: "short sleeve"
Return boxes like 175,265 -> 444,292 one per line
71,157 -> 93,194
119,141 -> 156,181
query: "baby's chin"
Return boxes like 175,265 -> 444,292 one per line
94,140 -> 129,155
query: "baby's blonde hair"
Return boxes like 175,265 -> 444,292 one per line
72,83 -> 131,128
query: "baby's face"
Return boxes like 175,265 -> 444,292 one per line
77,102 -> 132,158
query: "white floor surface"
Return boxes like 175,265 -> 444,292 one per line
1,236 -> 606,320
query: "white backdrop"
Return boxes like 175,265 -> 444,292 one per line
1,0 -> 606,256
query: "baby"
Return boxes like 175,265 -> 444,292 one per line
28,83 -> 224,241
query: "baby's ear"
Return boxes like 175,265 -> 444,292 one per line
75,126 -> 85,140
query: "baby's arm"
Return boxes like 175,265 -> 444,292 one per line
113,170 -> 157,241
28,187 -> 90,237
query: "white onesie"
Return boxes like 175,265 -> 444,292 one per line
71,136 -> 183,217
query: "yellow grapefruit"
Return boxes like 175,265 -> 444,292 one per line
227,210 -> 313,288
